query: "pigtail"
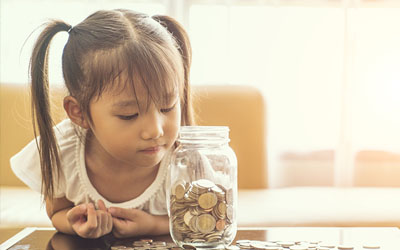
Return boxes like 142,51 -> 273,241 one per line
152,15 -> 194,126
30,20 -> 71,200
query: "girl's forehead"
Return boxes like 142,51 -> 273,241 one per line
100,78 -> 178,108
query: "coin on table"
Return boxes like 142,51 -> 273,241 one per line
263,242 -> 280,247
182,244 -> 196,249
152,241 -> 167,247
132,241 -> 143,246
338,246 -> 354,250
362,244 -> 380,249
111,246 -> 127,250
226,245 -> 241,250
198,192 -> 218,209
319,243 -> 336,248
289,246 -> 308,250
278,241 -> 295,247
261,247 -> 282,250
196,213 -> 216,233
250,242 -> 264,249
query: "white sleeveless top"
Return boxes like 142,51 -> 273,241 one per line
10,119 -> 171,215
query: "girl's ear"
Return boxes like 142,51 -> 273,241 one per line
63,96 -> 90,129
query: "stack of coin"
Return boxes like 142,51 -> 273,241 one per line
231,240 -> 379,250
170,179 -> 235,245
111,239 -> 179,250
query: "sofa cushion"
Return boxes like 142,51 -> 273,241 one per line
238,187 -> 400,227
2,186 -> 400,228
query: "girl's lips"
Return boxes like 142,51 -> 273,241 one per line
141,146 -> 161,154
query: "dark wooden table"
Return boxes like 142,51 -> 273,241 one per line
1,227 -> 400,250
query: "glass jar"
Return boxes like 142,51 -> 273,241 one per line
167,126 -> 238,249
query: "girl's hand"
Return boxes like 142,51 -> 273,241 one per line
66,200 -> 113,238
108,207 -> 159,238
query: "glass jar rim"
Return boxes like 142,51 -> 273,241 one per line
178,126 -> 230,144
180,126 -> 229,132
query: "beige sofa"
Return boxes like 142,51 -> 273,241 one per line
1,83 -> 400,228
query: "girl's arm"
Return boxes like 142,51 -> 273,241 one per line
46,197 -> 75,234
109,207 -> 169,238
46,197 -> 113,238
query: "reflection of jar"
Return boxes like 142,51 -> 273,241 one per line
167,126 -> 238,249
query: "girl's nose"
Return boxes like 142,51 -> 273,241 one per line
141,112 -> 164,140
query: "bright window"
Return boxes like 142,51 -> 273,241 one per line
2,0 -> 400,188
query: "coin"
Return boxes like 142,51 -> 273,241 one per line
198,192 -> 218,209
170,179 -> 234,244
184,211 -> 193,226
218,202 -> 227,215
319,243 -> 335,248
338,246 -> 354,250
215,219 -> 226,231
278,241 -> 295,247
289,246 -> 308,250
196,213 -> 216,234
363,245 -> 380,249
111,246 -> 126,250
175,183 -> 186,200
196,179 -> 215,189
226,245 -> 241,250
182,244 -> 196,249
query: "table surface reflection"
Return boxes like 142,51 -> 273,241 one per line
1,227 -> 399,250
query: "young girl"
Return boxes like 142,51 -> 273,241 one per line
10,9 -> 194,239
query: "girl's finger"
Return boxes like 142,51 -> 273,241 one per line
99,211 -> 109,233
111,216 -> 125,232
84,203 -> 98,230
67,204 -> 87,223
97,199 -> 107,211
107,213 -> 113,233
109,207 -> 134,220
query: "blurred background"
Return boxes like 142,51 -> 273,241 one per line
1,0 -> 400,188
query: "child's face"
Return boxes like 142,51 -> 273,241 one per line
88,82 -> 181,168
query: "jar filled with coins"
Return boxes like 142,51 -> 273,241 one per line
167,126 -> 238,249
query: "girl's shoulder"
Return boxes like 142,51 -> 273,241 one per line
10,119 -> 85,194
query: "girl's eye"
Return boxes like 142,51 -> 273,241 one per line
161,103 -> 176,113
118,114 -> 138,120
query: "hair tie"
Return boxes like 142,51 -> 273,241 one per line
67,26 -> 73,34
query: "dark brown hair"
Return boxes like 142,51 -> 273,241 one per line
30,9 -> 194,200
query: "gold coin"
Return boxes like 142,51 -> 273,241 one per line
172,180 -> 185,195
218,202 -> 227,215
175,183 -> 186,199
198,192 -> 218,209
184,211 -> 193,226
189,215 -> 198,232
196,214 -> 216,234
